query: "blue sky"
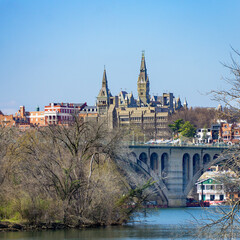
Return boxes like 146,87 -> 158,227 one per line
0,0 -> 240,114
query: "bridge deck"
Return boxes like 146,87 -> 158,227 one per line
129,143 -> 231,150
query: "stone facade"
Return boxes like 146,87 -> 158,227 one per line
95,52 -> 184,138
96,68 -> 112,115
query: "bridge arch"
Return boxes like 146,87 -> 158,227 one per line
183,153 -> 190,190
129,144 -> 227,207
184,152 -> 228,199
203,153 -> 211,165
193,153 -> 200,176
139,152 -> 148,164
129,152 -> 137,161
161,153 -> 168,179
150,152 -> 158,171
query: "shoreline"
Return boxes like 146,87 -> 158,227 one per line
0,221 -> 112,232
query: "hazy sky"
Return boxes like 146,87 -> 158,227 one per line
1,0 -> 240,114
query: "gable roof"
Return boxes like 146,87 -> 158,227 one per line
196,177 -> 222,185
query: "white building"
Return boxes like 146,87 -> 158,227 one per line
196,177 -> 225,202
195,128 -> 211,143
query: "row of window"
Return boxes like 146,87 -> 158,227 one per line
48,116 -> 73,120
46,109 -> 77,114
120,118 -> 167,123
198,184 -> 223,190
82,108 -> 96,112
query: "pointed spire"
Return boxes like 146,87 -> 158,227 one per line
140,50 -> 146,71
217,104 -> 222,111
137,51 -> 150,105
102,66 -> 108,89
183,98 -> 188,109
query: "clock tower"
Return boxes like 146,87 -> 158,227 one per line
137,51 -> 150,106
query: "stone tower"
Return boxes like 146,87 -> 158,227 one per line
137,51 -> 150,106
183,98 -> 188,109
97,67 -> 112,115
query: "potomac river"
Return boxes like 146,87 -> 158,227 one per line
0,207 -> 238,240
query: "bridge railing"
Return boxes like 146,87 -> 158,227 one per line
129,142 -> 233,149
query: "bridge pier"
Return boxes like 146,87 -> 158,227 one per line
167,196 -> 186,207
166,151 -> 185,206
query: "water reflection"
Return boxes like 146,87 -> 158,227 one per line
0,226 -> 196,240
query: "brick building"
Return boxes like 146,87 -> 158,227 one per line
0,106 -> 30,128
0,103 -> 87,129
221,122 -> 240,143
44,102 -> 86,125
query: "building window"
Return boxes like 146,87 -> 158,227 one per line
206,185 -> 214,190
210,195 -> 215,201
199,185 -> 205,190
216,185 -> 222,190
219,195 -> 224,201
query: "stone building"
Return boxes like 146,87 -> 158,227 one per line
95,52 -> 184,138
96,68 -> 112,115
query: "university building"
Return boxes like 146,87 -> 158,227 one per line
0,52 -> 185,138
96,52 -> 184,138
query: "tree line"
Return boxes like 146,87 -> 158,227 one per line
0,117 -> 153,228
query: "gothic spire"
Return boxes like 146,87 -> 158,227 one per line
140,50 -> 146,72
97,66 -> 112,99
183,98 -> 188,109
102,66 -> 108,89
137,51 -> 150,105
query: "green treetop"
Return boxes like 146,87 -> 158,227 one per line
179,121 -> 196,138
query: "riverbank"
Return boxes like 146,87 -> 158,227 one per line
0,221 -> 71,232
0,221 -> 116,232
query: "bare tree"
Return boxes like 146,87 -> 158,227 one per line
11,118 -> 126,224
193,49 -> 240,239
0,116 -> 156,227
0,127 -> 18,186
210,47 -> 240,121
169,107 -> 219,129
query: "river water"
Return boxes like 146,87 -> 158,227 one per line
0,207 -> 238,240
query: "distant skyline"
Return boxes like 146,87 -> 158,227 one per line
1,0 -> 240,114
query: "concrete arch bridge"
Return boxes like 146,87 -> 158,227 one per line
128,144 -> 230,207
